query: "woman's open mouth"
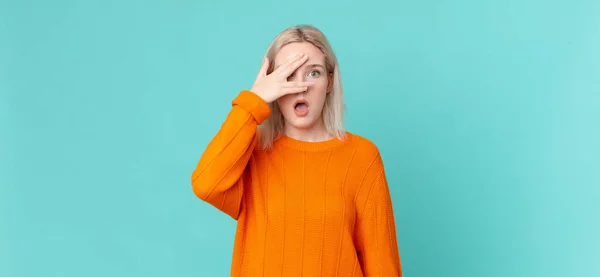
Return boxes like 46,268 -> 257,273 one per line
293,99 -> 309,117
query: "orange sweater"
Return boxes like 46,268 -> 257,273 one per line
191,90 -> 402,277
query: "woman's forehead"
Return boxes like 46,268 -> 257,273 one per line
274,42 -> 325,65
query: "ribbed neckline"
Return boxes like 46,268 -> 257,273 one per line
276,132 -> 351,152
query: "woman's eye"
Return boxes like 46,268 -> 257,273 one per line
308,70 -> 321,78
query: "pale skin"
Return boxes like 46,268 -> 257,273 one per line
251,42 -> 334,142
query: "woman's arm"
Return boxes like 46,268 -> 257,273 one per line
354,153 -> 402,276
191,90 -> 269,220
191,53 -> 313,219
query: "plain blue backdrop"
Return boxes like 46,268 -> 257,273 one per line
1,0 -> 599,276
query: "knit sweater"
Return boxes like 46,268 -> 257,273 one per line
191,90 -> 402,277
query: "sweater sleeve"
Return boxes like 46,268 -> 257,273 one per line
191,90 -> 270,220
355,154 -> 402,276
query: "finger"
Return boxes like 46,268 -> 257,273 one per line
280,86 -> 308,96
282,81 -> 315,88
257,57 -> 269,78
275,53 -> 308,78
278,54 -> 308,78
270,53 -> 301,76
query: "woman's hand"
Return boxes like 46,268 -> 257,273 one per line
250,53 -> 314,103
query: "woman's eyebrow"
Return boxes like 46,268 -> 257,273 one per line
274,63 -> 325,71
306,64 -> 326,69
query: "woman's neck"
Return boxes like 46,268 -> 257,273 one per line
283,119 -> 332,142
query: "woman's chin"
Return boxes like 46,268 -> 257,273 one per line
285,117 -> 319,130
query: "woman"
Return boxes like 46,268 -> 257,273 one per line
191,25 -> 402,277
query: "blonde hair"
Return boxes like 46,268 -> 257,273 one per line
258,25 -> 346,149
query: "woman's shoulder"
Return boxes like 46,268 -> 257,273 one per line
343,131 -> 386,174
344,131 -> 382,157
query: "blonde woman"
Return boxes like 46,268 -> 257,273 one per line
191,25 -> 402,277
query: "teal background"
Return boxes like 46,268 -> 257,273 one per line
1,0 -> 599,276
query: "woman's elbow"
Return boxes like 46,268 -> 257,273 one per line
190,172 -> 211,201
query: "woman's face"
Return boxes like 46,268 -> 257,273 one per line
274,42 -> 332,131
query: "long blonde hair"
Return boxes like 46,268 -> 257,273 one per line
258,25 -> 346,149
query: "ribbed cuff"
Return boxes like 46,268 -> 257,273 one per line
232,90 -> 271,124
